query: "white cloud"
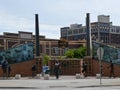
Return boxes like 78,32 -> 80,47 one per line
38,0 -> 120,26
40,24 -> 61,39
0,10 -> 61,39
1,0 -> 120,39
0,10 -> 33,30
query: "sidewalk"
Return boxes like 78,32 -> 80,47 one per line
0,76 -> 120,89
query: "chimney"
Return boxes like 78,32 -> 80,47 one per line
35,14 -> 40,56
86,13 -> 92,56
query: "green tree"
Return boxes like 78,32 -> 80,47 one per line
43,54 -> 50,65
65,49 -> 74,58
64,46 -> 86,59
73,49 -> 81,58
79,46 -> 86,58
74,47 -> 86,58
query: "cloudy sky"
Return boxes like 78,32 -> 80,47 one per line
0,0 -> 120,39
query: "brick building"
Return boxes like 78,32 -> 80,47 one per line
0,31 -> 85,57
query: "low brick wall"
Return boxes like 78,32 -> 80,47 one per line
0,59 -> 82,76
1,58 -> 119,77
49,60 -> 82,75
92,60 -> 120,77
0,59 -> 42,77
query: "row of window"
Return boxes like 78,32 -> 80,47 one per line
111,29 -> 120,33
62,27 -> 111,36
92,28 -> 109,33
41,47 -> 69,55
67,29 -> 86,35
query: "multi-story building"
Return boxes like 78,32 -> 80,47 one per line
60,15 -> 120,47
0,31 -> 85,57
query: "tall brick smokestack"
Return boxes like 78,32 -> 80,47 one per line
86,13 -> 92,56
35,14 -> 40,56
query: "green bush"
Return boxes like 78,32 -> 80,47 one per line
43,54 -> 50,65
65,49 -> 74,58
65,46 -> 86,59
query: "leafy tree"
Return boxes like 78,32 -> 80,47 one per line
65,49 -> 74,58
43,54 -> 50,65
74,46 -> 86,58
79,46 -> 86,58
73,49 -> 82,58
64,46 -> 86,59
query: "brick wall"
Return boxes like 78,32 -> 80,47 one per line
91,60 -> 120,77
49,60 -> 82,75
0,58 -> 119,77
0,59 -> 42,77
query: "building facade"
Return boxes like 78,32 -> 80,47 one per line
0,31 -> 85,57
60,15 -> 120,47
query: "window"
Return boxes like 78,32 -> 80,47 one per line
63,48 -> 69,54
52,47 -> 59,54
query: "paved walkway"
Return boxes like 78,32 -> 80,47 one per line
0,76 -> 120,89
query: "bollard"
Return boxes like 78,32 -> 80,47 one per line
76,73 -> 80,79
35,74 -> 41,79
80,74 -> 85,79
44,74 -> 49,80
96,73 -> 101,79
15,74 -> 21,79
